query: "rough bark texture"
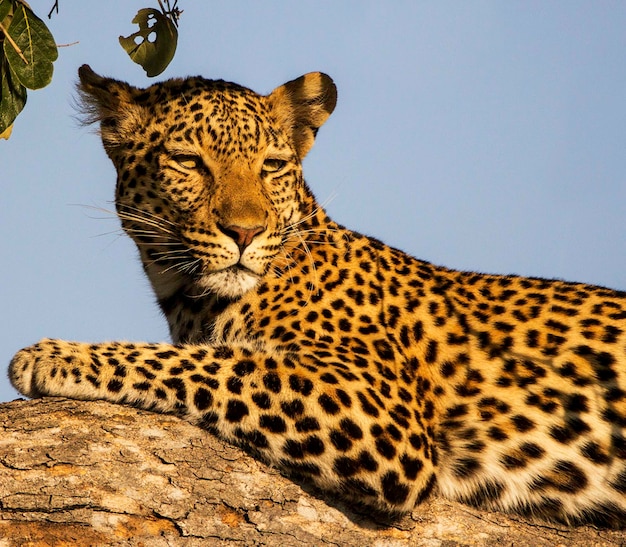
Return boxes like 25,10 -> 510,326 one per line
0,398 -> 624,546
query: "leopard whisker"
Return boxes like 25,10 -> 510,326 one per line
117,203 -> 180,228
285,192 -> 337,231
159,258 -> 202,276
77,203 -> 181,239
118,215 -> 179,238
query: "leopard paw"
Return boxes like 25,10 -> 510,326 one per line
9,344 -> 42,398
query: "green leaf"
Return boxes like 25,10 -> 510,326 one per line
3,3 -> 57,90
0,0 -> 13,23
119,8 -> 178,77
0,54 -> 27,136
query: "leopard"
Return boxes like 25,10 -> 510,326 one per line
9,64 -> 626,528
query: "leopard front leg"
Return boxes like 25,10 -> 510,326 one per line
10,339 -> 225,413
9,338 -> 437,515
11,339 -> 114,400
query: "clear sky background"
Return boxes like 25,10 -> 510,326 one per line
2,2 -> 626,403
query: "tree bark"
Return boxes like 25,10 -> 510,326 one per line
0,398 -> 623,546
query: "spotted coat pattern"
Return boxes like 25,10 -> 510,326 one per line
9,65 -> 626,526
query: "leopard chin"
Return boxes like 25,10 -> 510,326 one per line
197,266 -> 261,299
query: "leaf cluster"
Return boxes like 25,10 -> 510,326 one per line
0,0 -> 181,139
0,0 -> 58,138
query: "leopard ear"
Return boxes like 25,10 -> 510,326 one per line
268,72 -> 337,159
77,64 -> 147,151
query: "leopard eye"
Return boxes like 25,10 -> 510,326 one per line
172,154 -> 201,170
262,158 -> 287,174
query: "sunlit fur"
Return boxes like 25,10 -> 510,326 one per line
9,66 -> 626,527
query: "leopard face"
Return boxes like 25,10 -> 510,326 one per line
80,67 -> 336,300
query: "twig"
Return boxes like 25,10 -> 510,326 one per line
157,0 -> 182,27
48,0 -> 59,19
0,21 -> 28,64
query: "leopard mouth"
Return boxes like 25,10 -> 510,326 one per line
196,264 -> 261,299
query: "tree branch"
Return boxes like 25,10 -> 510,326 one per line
0,398 -> 623,546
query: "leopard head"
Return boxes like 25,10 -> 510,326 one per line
77,65 -> 337,299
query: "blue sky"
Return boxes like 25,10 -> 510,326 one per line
2,2 -> 626,402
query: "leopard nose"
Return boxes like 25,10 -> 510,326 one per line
218,223 -> 266,252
